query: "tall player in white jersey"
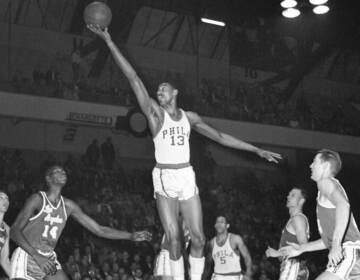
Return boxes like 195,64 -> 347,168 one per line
89,25 -> 281,280
207,216 -> 252,280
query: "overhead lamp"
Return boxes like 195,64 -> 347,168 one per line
313,5 -> 329,14
280,0 -> 298,8
309,0 -> 328,5
282,8 -> 301,18
201,18 -> 226,26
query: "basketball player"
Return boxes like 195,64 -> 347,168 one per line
281,149 -> 360,280
154,215 -> 191,280
265,188 -> 309,280
10,165 -> 151,280
89,25 -> 281,280
0,191 -> 11,276
207,216 -> 252,280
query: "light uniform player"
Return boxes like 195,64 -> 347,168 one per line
10,165 -> 151,280
154,217 -> 191,279
0,191 -> 11,277
281,150 -> 360,280
208,216 -> 252,280
89,24 -> 281,280
266,188 -> 310,280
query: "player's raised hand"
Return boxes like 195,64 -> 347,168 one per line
279,242 -> 302,258
87,24 -> 111,43
256,149 -> 282,163
131,231 -> 152,242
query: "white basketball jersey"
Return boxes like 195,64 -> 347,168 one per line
212,234 -> 241,274
153,109 -> 191,164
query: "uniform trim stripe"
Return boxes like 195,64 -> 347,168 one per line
29,193 -> 46,221
344,247 -> 357,279
43,192 -> 62,209
61,196 -> 67,220
159,170 -> 171,198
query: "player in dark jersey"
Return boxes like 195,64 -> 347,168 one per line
0,191 -> 11,277
281,150 -> 360,280
10,165 -> 151,280
89,24 -> 282,280
265,188 -> 309,280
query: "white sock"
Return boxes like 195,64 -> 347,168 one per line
189,255 -> 205,280
170,256 -> 184,280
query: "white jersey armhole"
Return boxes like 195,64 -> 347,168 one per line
29,192 -> 46,221
61,196 -> 68,220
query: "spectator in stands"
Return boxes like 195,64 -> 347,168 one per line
101,137 -> 116,170
72,49 -> 82,84
86,139 -> 101,168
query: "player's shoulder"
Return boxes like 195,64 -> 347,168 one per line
229,233 -> 243,243
291,214 -> 308,226
62,197 -> 78,211
320,178 -> 342,196
185,111 -> 202,125
26,192 -> 43,206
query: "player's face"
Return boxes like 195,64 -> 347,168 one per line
49,167 -> 67,186
0,192 -> 9,213
310,154 -> 326,182
286,189 -> 302,208
215,216 -> 228,233
157,83 -> 175,106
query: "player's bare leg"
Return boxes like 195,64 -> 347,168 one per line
156,194 -> 184,280
180,195 -> 205,280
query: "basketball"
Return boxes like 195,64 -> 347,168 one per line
83,2 -> 112,29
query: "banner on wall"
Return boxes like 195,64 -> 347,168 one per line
66,112 -> 113,127
0,91 -> 128,128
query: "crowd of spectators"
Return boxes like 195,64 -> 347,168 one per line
3,55 -> 360,137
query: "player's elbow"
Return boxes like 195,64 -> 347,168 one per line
93,225 -> 106,237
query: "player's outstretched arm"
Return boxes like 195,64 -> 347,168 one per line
186,111 -> 282,163
234,235 -> 253,280
66,199 -> 151,241
280,239 -> 327,258
87,25 -> 160,118
10,194 -> 57,275
0,223 -> 11,277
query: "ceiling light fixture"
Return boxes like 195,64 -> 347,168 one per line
313,5 -> 329,14
309,0 -> 328,5
282,8 -> 301,18
280,0 -> 298,8
200,18 -> 226,26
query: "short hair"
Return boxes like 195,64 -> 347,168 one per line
216,215 -> 230,224
45,165 -> 64,178
160,81 -> 177,91
292,187 -> 307,201
317,149 -> 342,176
